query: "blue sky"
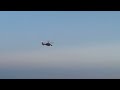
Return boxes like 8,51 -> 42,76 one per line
0,11 -> 120,79
0,11 -> 120,51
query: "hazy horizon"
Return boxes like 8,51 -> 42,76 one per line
0,11 -> 120,79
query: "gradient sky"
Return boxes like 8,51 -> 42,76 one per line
0,11 -> 120,79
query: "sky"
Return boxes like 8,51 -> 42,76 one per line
0,11 -> 120,79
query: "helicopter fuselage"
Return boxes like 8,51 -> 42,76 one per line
42,42 -> 52,46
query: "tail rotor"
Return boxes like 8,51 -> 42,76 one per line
41,41 -> 44,45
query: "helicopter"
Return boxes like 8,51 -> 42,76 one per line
41,41 -> 53,46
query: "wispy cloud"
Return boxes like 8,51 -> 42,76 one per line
1,43 -> 120,68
